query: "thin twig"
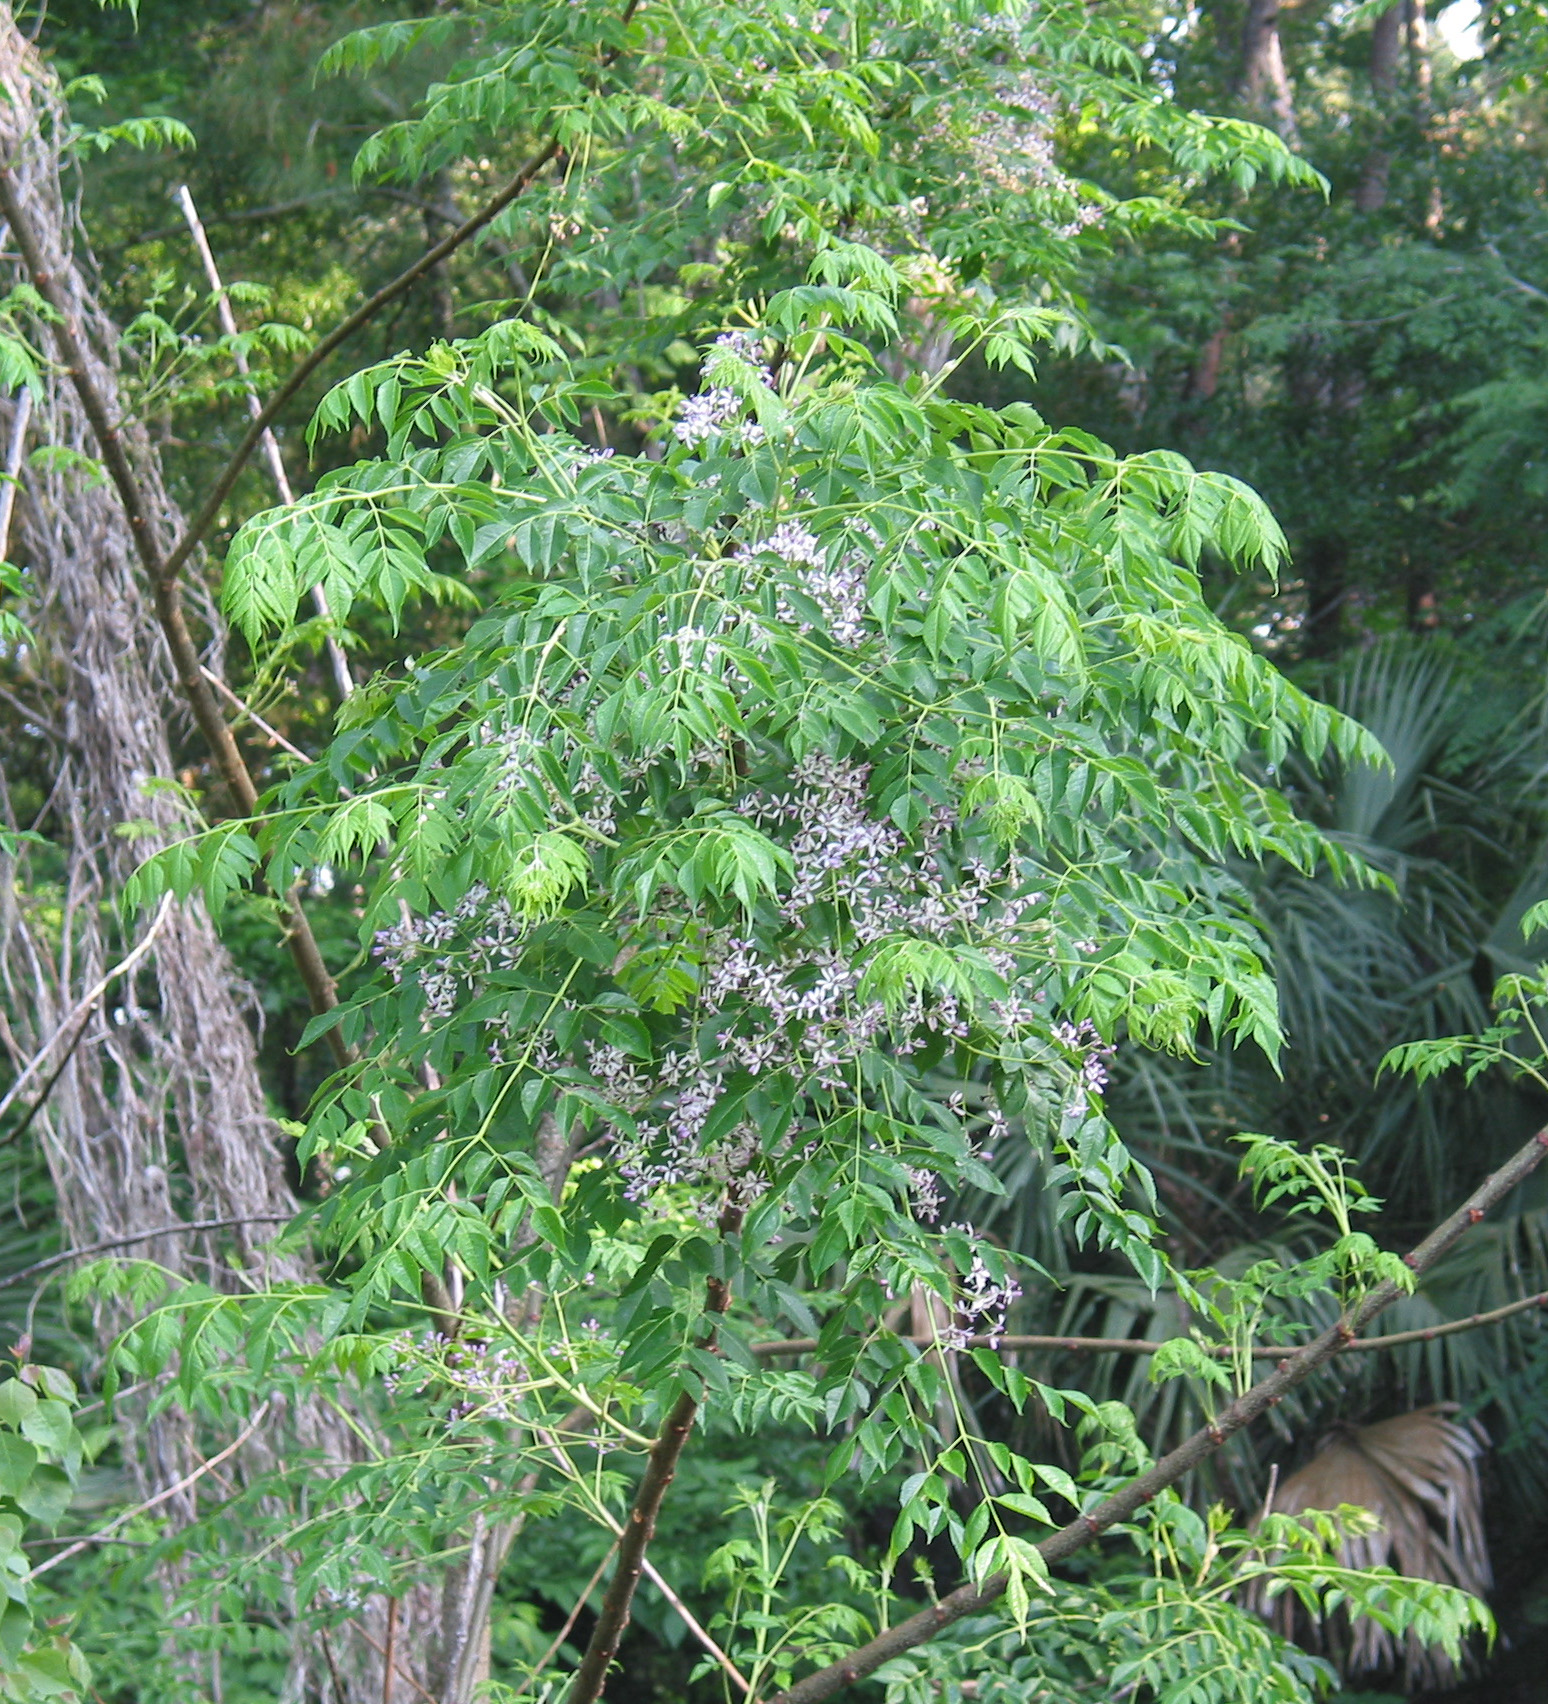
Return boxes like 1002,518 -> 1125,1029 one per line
0,1003 -> 91,1151
131,191 -> 356,248
28,1399 -> 272,1579
766,1129 -> 1548,1703
749,1292 -> 1548,1361
200,666 -> 311,763
530,1541 -> 618,1683
319,1626 -> 345,1704
0,892 -> 174,1127
1352,1289 -> 1548,1348
341,1613 -> 439,1704
175,185 -> 355,703
0,1213 -> 294,1291
1256,1463 -> 1279,1530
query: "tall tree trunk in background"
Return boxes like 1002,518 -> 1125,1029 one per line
1354,1 -> 1403,211
1350,2 -> 1443,625
1237,0 -> 1299,142
1298,534 -> 1351,656
0,18 -> 432,1702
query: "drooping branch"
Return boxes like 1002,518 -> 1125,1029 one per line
562,1204 -> 745,1704
748,1292 -> 1548,1361
763,1129 -> 1548,1704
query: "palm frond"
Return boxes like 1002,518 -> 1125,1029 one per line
1260,1406 -> 1490,1689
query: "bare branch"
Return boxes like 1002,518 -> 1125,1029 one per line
0,1213 -> 294,1291
174,184 -> 356,704
750,1292 -> 1548,1361
27,1398 -> 273,1579
0,891 -> 174,1126
200,666 -> 312,763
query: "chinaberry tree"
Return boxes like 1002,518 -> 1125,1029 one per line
2,1 -> 1543,1701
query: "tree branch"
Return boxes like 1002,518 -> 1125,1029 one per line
563,1202 -> 745,1704
27,1398 -> 273,1579
0,892 -> 173,1131
176,183 -> 356,705
749,1292 -> 1548,1361
541,1434 -> 751,1695
0,1213 -> 294,1291
763,1128 -> 1548,1704
531,1543 -> 619,1684
155,0 -> 646,595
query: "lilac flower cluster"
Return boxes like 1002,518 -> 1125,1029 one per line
674,388 -> 742,446
743,517 -> 872,648
372,726 -> 618,1018
908,1165 -> 944,1223
1052,1016 -> 1116,1111
374,882 -> 528,1020
942,1250 -> 1023,1351
599,760 -> 1054,1205
940,68 -> 1105,240
672,330 -> 772,449
439,1335 -> 529,1423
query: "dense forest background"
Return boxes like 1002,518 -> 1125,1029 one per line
6,0 -> 1548,1700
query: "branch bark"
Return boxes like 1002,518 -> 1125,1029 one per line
563,1204 -> 745,1704
541,1433 -> 751,1694
762,1128 -> 1548,1704
0,1214 -> 294,1290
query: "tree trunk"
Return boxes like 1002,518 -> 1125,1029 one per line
1354,2 -> 1403,212
1237,0 -> 1299,142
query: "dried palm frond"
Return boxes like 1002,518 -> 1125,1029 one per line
1257,1404 -> 1491,1689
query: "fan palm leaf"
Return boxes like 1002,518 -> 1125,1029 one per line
1259,1406 -> 1490,1689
